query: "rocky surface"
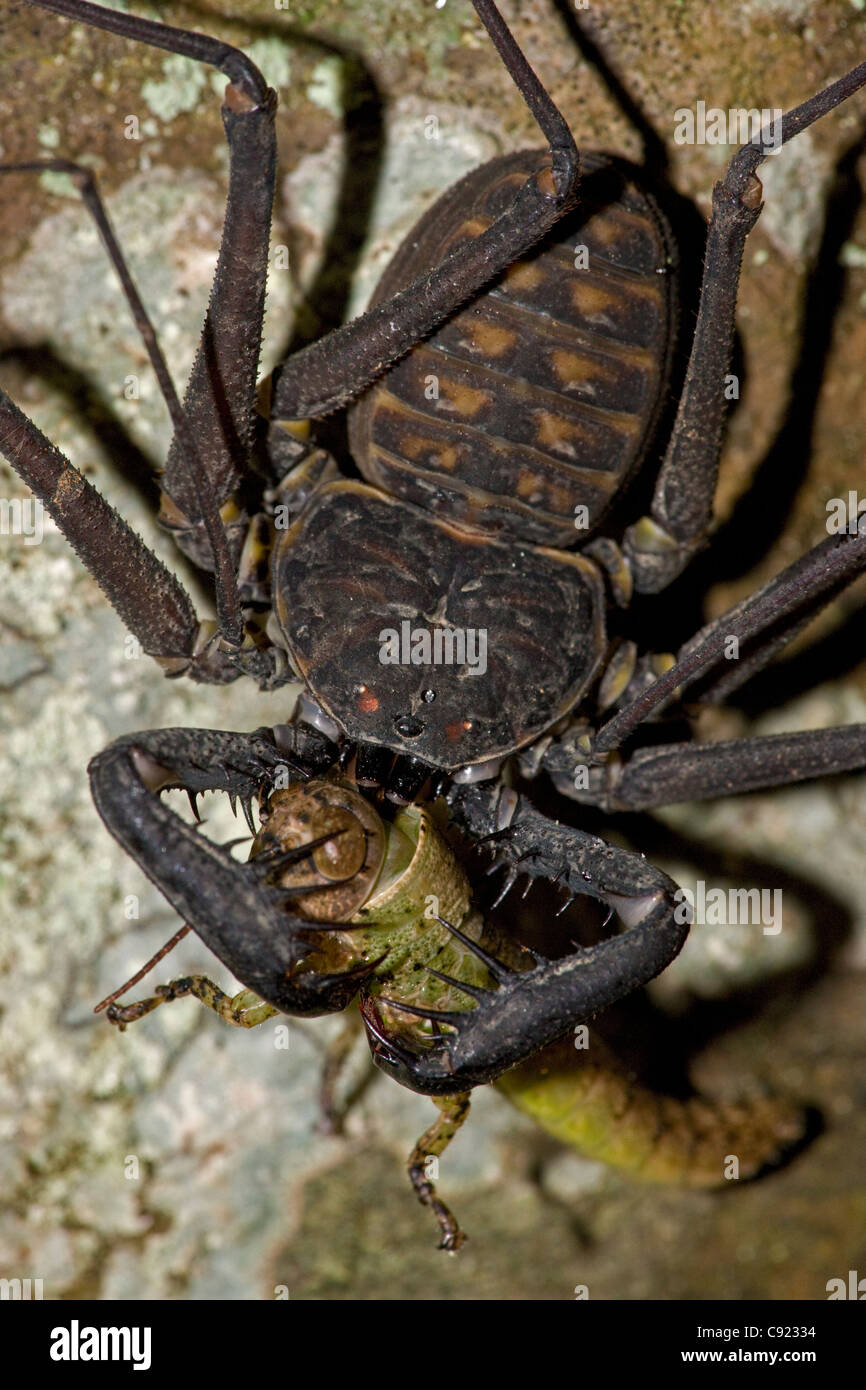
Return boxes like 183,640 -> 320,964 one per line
0,0 -> 864,1301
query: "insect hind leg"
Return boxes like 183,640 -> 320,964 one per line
408,1093 -> 472,1252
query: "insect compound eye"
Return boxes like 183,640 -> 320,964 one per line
309,804 -> 368,881
249,779 -> 386,920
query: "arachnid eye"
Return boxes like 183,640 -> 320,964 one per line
250,780 -> 386,920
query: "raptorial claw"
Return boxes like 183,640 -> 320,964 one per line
359,994 -> 428,1073
360,842 -> 685,1097
89,730 -> 376,1018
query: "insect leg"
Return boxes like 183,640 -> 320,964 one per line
622,58 -> 866,593
317,1009 -> 367,1136
407,1093 -> 472,1252
270,0 -> 580,419
106,979 -> 278,1030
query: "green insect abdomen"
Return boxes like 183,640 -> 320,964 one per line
496,1034 -> 806,1186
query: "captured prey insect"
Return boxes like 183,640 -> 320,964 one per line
2,0 -> 866,1250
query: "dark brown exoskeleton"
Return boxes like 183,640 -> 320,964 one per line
2,0 -> 866,1246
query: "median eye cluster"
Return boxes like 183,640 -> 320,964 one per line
394,689 -> 438,738
395,714 -> 424,737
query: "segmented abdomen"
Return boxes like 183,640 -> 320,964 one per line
497,1035 -> 806,1186
348,150 -> 677,546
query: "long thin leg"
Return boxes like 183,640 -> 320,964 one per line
592,518 -> 866,758
0,390 -> 232,673
544,725 -> 866,812
24,1 -> 278,590
0,156 -> 244,643
407,1094 -> 472,1252
622,59 -> 866,592
270,0 -> 580,419
0,368 -> 277,680
317,1009 -> 365,1136
161,86 -> 276,539
688,561 -> 863,707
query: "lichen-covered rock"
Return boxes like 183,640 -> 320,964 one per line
0,0 -> 864,1301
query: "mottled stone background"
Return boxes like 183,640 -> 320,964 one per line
0,0 -> 864,1300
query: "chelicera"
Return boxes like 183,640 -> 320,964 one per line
2,0 -> 866,1249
